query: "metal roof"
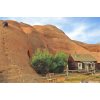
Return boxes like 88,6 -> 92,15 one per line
70,54 -> 96,62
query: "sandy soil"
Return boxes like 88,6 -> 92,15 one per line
41,73 -> 100,83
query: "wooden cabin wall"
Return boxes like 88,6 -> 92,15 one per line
68,56 -> 97,71
75,61 -> 80,70
96,63 -> 100,70
68,56 -> 77,70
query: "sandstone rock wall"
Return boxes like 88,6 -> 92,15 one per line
0,20 -> 100,82
0,21 -> 39,82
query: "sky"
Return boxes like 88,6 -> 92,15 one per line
0,17 -> 100,44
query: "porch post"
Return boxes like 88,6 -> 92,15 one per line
92,63 -> 96,74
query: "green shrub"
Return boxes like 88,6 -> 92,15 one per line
31,49 -> 69,75
31,49 -> 53,75
49,52 -> 68,73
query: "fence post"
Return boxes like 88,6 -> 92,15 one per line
65,65 -> 69,81
66,65 -> 69,76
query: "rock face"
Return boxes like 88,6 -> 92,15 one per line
73,40 -> 100,52
20,23 -> 47,53
0,20 -> 39,82
33,25 -> 90,54
0,20 -> 100,82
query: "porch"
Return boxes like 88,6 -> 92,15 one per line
77,62 -> 95,73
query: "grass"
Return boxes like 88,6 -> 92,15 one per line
40,72 -> 100,83
64,73 -> 100,83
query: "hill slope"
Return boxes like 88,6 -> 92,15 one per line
73,40 -> 100,63
33,25 -> 90,54
0,20 -> 39,82
0,20 -> 100,82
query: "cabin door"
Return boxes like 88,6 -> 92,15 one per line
84,63 -> 89,72
78,63 -> 82,70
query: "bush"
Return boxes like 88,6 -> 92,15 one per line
31,49 -> 69,75
31,49 -> 53,75
49,52 -> 68,73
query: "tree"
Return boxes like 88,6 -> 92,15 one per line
49,52 -> 69,73
31,49 -> 53,75
31,49 -> 69,75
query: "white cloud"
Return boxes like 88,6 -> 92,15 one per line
1,17 -> 100,44
66,25 -> 88,42
69,25 -> 86,37
4,17 -> 69,29
66,24 -> 100,44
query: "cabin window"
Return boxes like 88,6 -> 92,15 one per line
78,63 -> 82,70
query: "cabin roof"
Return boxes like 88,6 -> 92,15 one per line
70,54 -> 96,62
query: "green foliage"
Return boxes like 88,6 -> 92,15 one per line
31,49 -> 69,75
31,49 -> 53,75
50,52 -> 68,73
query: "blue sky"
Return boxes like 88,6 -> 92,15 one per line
0,17 -> 100,44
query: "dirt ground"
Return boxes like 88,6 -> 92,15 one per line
64,73 -> 100,83
41,72 -> 100,83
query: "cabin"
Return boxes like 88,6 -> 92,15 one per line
91,52 -> 100,70
68,54 -> 97,73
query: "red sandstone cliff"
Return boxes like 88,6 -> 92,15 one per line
0,20 -> 100,82
0,20 -> 39,82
